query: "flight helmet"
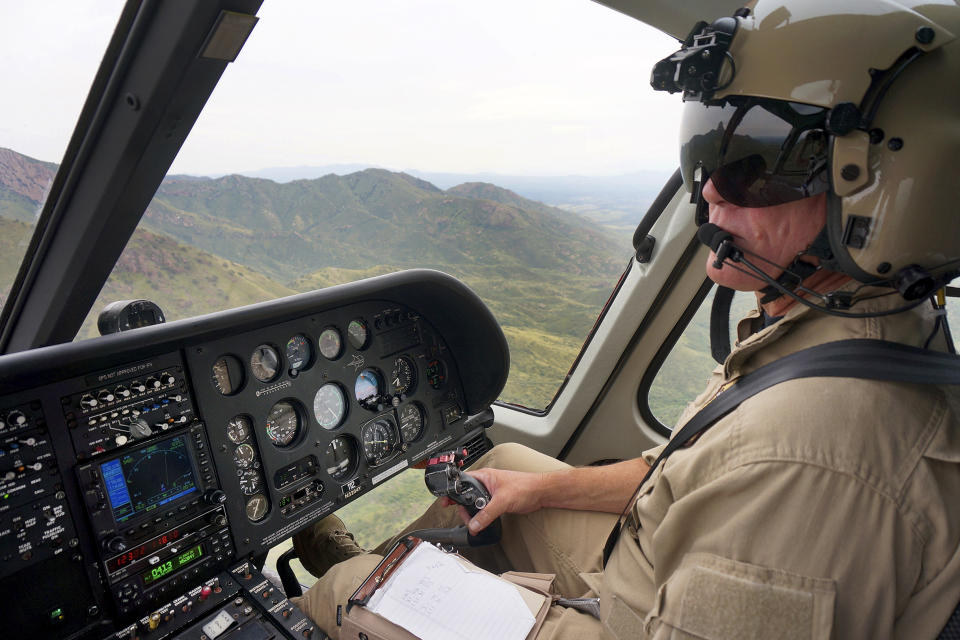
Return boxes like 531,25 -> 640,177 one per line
652,0 -> 960,300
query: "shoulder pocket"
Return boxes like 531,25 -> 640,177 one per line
645,553 -> 835,640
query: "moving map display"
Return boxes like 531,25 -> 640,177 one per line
100,435 -> 199,524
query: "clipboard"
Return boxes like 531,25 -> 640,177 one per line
342,535 -> 553,640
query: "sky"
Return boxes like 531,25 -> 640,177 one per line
0,0 -> 683,177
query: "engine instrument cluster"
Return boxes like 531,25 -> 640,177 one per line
0,271 -> 506,640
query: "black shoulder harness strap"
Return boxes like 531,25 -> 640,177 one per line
602,337 -> 960,566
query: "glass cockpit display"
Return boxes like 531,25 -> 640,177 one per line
99,434 -> 199,525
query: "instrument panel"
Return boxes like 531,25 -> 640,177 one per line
0,270 -> 509,640
188,300 -> 473,555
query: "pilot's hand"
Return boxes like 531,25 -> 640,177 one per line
443,468 -> 544,534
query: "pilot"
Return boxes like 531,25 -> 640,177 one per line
291,0 -> 960,637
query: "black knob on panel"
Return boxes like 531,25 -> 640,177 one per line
103,535 -> 127,554
204,489 -> 226,505
209,513 -> 228,527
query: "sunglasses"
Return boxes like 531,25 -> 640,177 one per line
681,98 -> 831,214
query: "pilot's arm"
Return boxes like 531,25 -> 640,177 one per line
459,455 -> 651,534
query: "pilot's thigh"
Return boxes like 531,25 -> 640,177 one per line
291,552 -> 384,640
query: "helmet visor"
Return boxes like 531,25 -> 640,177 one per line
680,99 -> 831,208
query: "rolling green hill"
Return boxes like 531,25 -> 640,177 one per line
0,147 -> 629,409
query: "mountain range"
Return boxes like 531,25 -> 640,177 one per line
0,146 -> 632,407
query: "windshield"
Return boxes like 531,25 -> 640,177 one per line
0,1 -> 125,305
2,0 -> 680,409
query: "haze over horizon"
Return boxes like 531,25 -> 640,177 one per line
1,1 -> 681,179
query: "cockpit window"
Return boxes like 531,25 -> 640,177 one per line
0,1 -> 125,308
3,1 -> 678,411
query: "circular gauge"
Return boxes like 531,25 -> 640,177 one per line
398,403 -> 425,443
238,469 -> 262,496
285,334 -> 312,372
245,493 -> 269,522
250,344 -> 281,382
355,369 -> 382,407
390,356 -> 416,396
212,355 -> 244,395
313,383 -> 347,430
425,359 -> 447,389
324,435 -> 358,481
347,319 -> 370,350
265,400 -> 302,448
233,443 -> 256,469
318,327 -> 343,360
361,418 -> 399,466
226,415 -> 252,444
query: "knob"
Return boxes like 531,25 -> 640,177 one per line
148,611 -> 161,631
79,394 -> 98,410
199,585 -> 212,602
130,381 -> 146,394
204,489 -> 226,505
161,373 -> 176,386
103,535 -> 127,554
7,410 -> 27,427
97,389 -> 115,404
209,513 -> 228,527
115,385 -> 131,399
145,377 -> 160,390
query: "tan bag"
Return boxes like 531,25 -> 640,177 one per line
341,537 -> 555,640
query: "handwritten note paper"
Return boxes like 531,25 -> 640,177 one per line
366,542 -> 542,640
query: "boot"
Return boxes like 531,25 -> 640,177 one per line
292,514 -> 366,578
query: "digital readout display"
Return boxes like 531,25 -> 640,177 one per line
106,529 -> 181,574
100,434 -> 198,525
141,544 -> 203,586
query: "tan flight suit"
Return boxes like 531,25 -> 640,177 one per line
295,287 -> 960,639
